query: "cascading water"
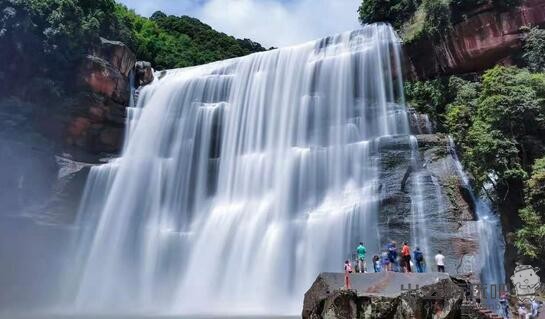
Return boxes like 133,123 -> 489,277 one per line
65,23 -> 504,316
69,24 -> 406,315
448,137 -> 506,302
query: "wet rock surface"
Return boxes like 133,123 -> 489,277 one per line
94,37 -> 136,78
408,108 -> 435,135
303,272 -> 466,319
377,134 -> 479,272
135,61 -> 154,86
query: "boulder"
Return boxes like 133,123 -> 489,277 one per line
80,55 -> 130,105
94,37 -> 136,77
303,272 -> 466,319
135,61 -> 154,86
404,0 -> 545,80
408,108 -> 435,135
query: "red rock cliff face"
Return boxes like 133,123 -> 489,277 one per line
65,39 -> 135,158
404,0 -> 545,80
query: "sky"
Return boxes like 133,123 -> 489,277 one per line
118,0 -> 362,48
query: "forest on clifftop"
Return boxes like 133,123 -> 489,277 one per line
0,0 -> 266,101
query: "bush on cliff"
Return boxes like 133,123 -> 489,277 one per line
523,27 -> 545,73
443,76 -> 480,144
404,78 -> 448,124
516,157 -> 545,261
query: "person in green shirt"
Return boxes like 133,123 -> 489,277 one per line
356,242 -> 367,273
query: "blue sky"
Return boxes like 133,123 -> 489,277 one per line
118,0 -> 362,48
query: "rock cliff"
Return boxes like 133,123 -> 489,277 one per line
377,132 -> 480,275
66,37 -> 144,159
0,36 -> 153,223
404,0 -> 545,80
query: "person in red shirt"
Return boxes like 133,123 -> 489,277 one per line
402,242 -> 412,272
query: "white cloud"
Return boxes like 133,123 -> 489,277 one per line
119,0 -> 362,48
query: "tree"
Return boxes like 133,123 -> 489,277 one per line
523,27 -> 545,73
358,0 -> 420,29
516,157 -> 545,261
445,76 -> 480,147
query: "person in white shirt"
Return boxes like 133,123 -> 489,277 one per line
435,250 -> 445,273
518,303 -> 530,319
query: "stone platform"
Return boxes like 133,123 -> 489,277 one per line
303,272 -> 468,319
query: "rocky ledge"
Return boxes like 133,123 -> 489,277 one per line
303,272 -> 469,319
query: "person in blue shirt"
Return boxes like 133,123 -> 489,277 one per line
387,241 -> 397,271
372,255 -> 381,272
381,250 -> 390,271
413,247 -> 425,273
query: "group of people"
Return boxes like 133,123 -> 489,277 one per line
500,293 -> 541,319
344,241 -> 447,289
516,300 -> 540,319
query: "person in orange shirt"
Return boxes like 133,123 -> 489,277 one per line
401,242 -> 412,272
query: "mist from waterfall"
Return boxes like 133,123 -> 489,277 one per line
62,24 -> 505,316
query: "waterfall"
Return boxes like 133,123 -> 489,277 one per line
66,24 -> 503,316
448,137 -> 506,305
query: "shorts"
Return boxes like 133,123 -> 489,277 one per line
388,254 -> 396,263
438,265 -> 445,272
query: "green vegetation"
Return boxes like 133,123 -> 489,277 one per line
413,66 -> 545,203
516,157 -> 545,261
357,0 -> 420,29
446,66 -> 545,192
0,0 -> 126,99
115,8 -> 265,70
404,78 -> 449,125
358,0 -> 520,42
0,0 -> 265,99
404,28 -> 545,264
523,27 -> 545,72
